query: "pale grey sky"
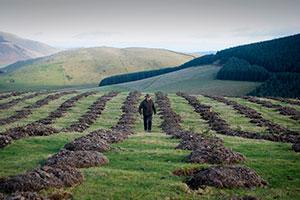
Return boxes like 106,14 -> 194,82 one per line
1,0 -> 300,52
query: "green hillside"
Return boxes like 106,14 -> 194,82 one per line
112,65 -> 261,96
0,47 -> 194,91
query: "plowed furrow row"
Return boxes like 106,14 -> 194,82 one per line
35,91 -> 96,125
0,91 -> 141,199
64,91 -> 119,132
0,91 -> 94,149
0,91 -> 76,126
242,96 -> 300,120
202,95 -> 300,143
0,92 -> 49,110
0,91 -> 28,101
156,92 -> 266,192
270,97 -> 300,106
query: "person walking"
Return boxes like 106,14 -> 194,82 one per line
138,94 -> 156,132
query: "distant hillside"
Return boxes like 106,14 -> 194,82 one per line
111,65 -> 260,96
0,31 -> 59,67
183,33 -> 300,73
0,47 -> 195,91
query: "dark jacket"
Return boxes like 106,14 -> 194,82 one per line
139,99 -> 156,116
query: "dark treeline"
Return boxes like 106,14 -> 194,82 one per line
216,57 -> 270,81
99,54 -> 214,86
216,34 -> 300,73
249,73 -> 300,98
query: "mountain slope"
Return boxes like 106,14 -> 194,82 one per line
111,65 -> 261,96
0,31 -> 59,67
0,47 -> 195,91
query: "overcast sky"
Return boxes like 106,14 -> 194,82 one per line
1,0 -> 300,52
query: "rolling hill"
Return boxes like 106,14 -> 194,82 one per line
0,31 -> 59,67
0,47 -> 195,91
110,65 -> 261,96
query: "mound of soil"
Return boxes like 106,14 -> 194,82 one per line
0,135 -> 12,148
0,123 -> 59,148
45,150 -> 108,168
187,146 -> 245,164
0,166 -> 83,192
187,166 -> 267,189
5,192 -> 47,200
176,134 -> 223,150
292,142 -> 300,152
64,132 -> 110,152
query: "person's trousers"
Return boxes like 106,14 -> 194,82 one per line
143,114 -> 153,131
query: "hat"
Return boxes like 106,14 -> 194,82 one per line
145,94 -> 150,98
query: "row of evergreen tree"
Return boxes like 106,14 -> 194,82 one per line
216,57 -> 270,81
249,73 -> 300,98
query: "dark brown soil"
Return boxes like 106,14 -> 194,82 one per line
186,166 -> 267,189
0,165 -> 83,192
187,146 -> 245,164
45,150 -> 108,168
64,132 -> 111,152
0,123 -> 59,148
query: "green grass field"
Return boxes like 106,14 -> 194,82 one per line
0,90 -> 299,199
113,65 -> 262,96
